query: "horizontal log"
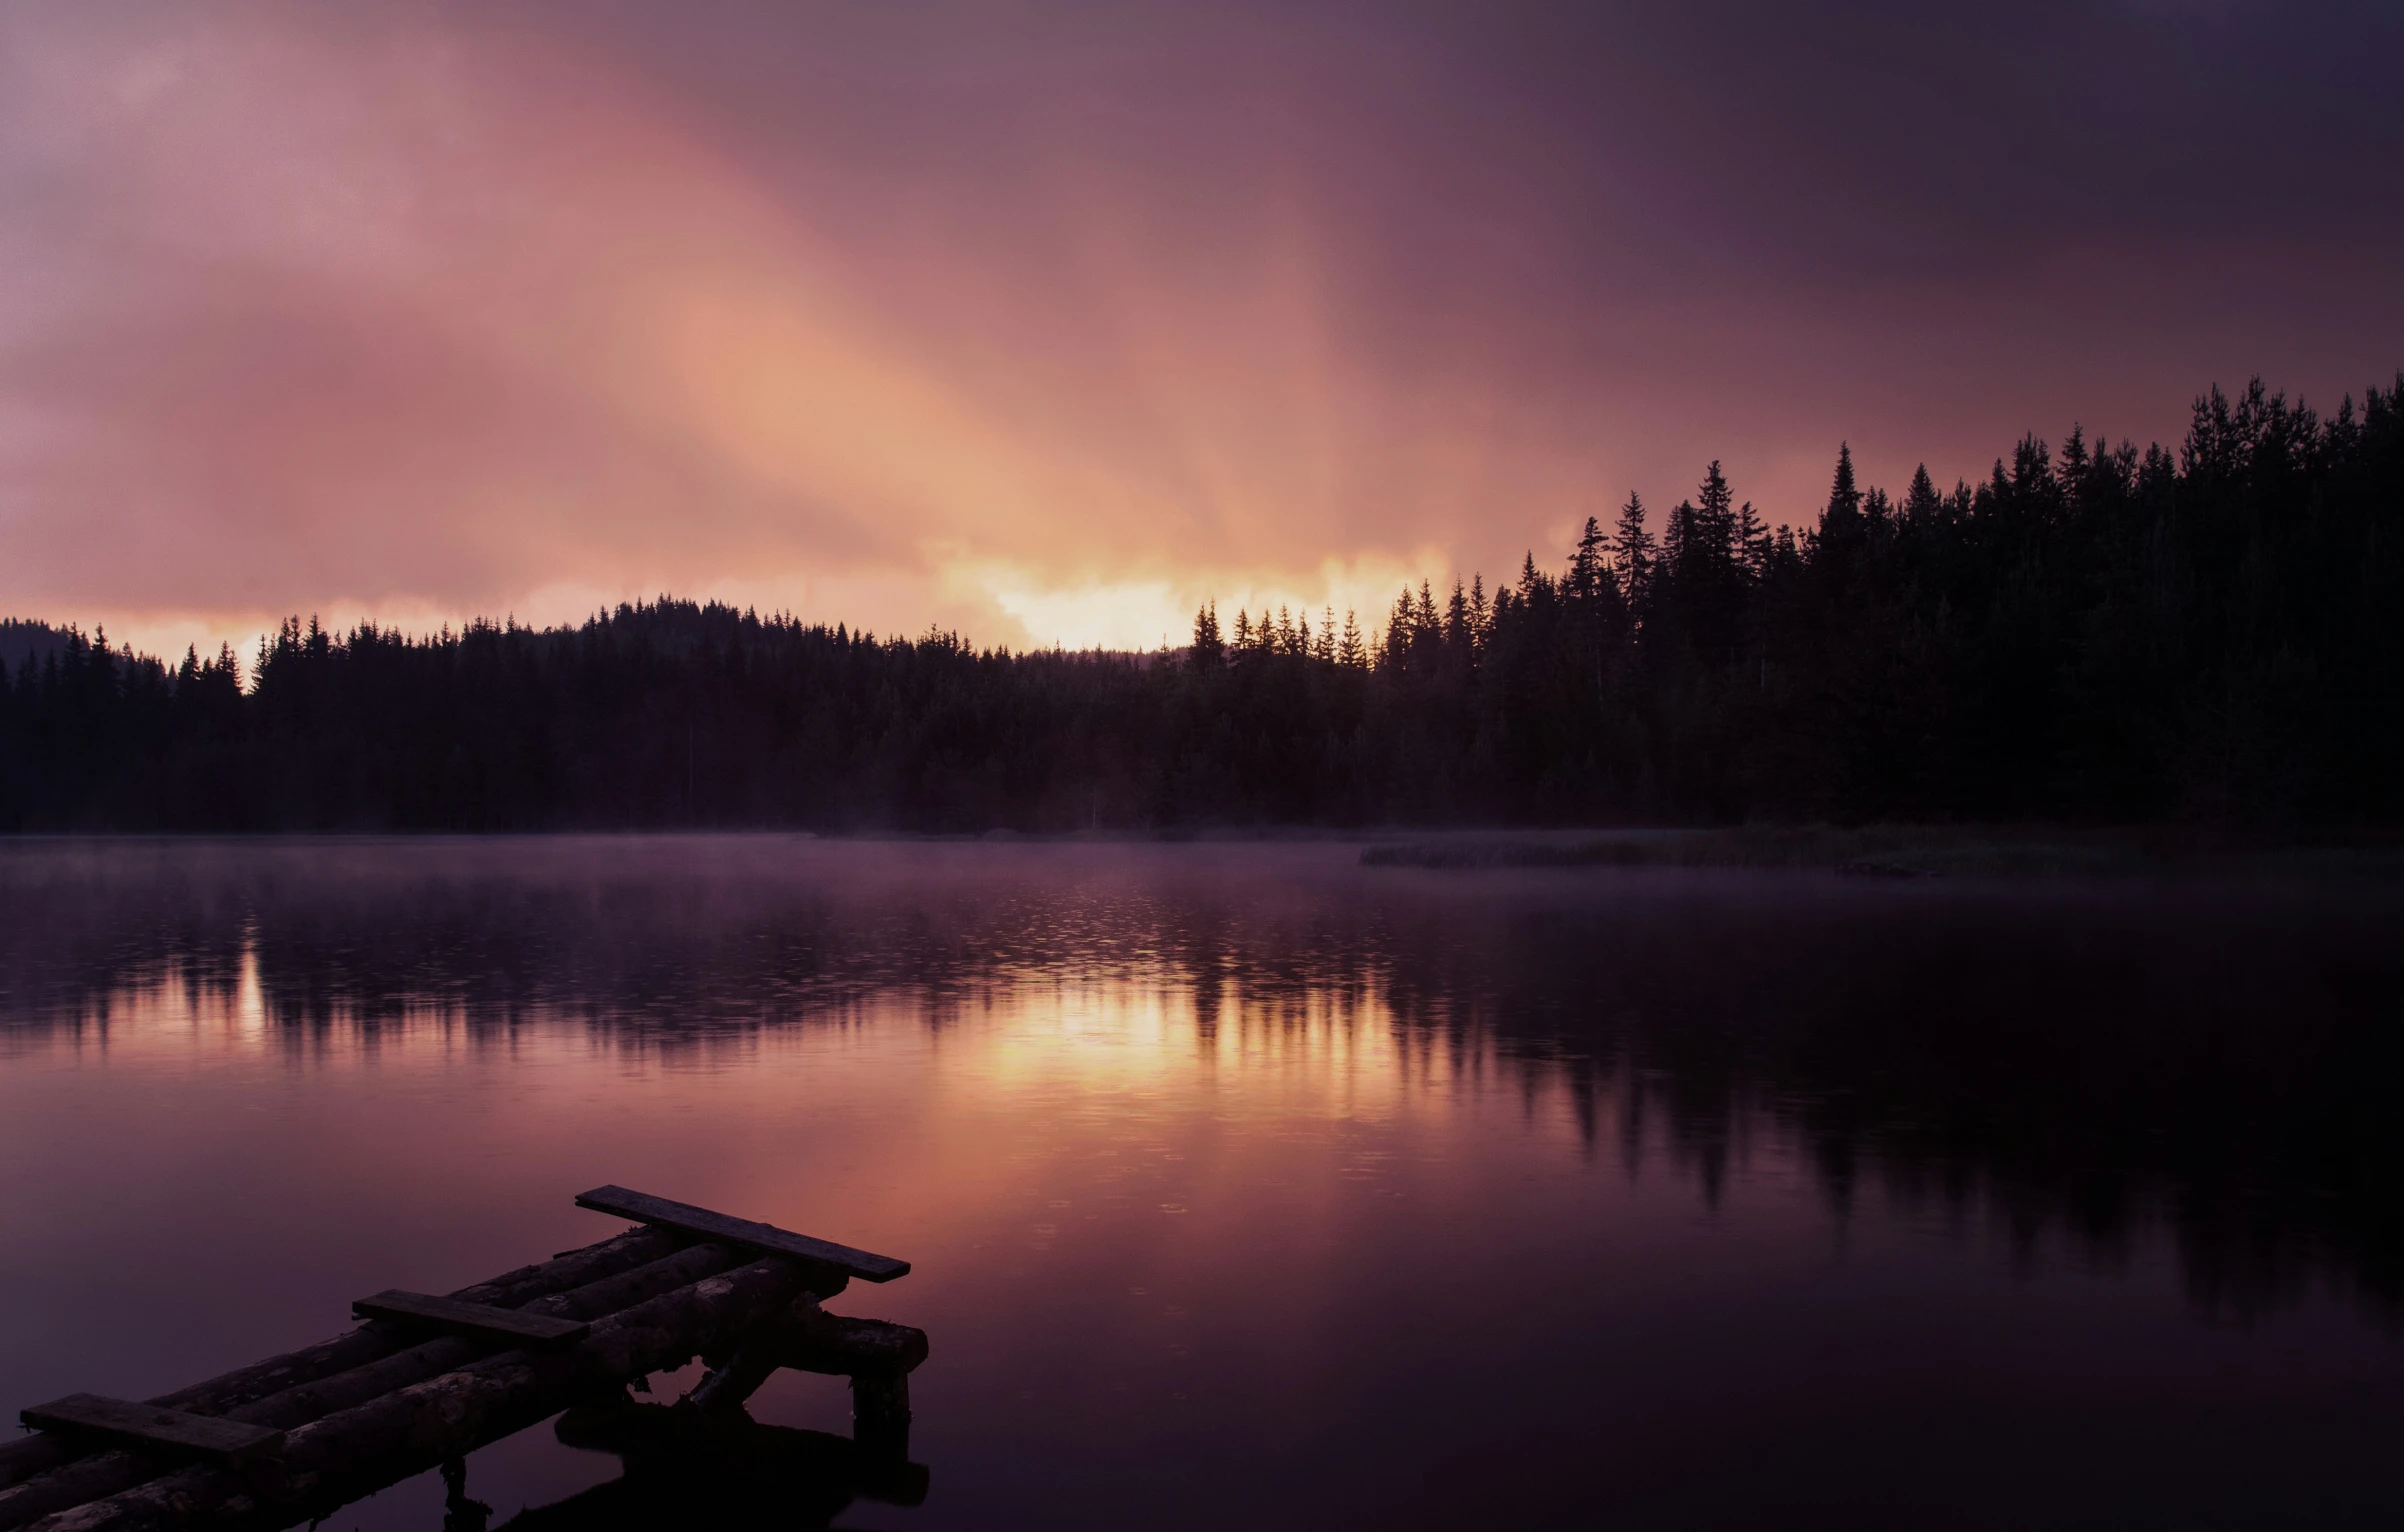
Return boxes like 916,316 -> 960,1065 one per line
0,1226 -> 682,1495
13,1401 -> 278,1468
243,1244 -> 746,1433
575,1186 -> 909,1282
776,1313 -> 929,1378
350,1292 -> 588,1349
0,1241 -> 748,1532
682,1303 -> 925,1417
682,1302 -> 927,1418
26,1257 -> 817,1532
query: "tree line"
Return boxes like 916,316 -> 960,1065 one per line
3,374 -> 2398,831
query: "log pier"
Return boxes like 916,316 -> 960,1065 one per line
3,1188 -> 924,1532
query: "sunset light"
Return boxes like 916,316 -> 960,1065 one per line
2,6 -> 2398,1528
7,4 -> 2394,661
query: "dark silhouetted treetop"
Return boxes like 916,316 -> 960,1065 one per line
2,371 -> 2398,831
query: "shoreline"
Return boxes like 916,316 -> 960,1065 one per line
0,822 -> 2399,880
1357,825 -> 2404,879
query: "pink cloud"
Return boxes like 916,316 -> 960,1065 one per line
1,3 -> 2394,658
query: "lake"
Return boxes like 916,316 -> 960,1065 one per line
2,837 -> 2400,1529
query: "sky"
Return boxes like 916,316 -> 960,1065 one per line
2,1 -> 2399,660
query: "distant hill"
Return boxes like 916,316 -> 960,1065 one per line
2,371 -> 2398,831
0,620 -> 68,676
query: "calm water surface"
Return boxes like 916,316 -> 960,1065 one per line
2,838 -> 2400,1529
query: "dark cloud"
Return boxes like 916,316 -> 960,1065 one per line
0,1 -> 2395,654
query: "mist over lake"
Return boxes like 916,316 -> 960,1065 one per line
5,0 -> 2400,1523
3,837 -> 2399,1528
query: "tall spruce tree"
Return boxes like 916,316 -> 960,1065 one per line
1190,603 -> 1224,668
4,371 -> 2396,832
1611,491 -> 1655,609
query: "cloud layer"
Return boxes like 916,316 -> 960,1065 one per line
3,1 -> 2398,656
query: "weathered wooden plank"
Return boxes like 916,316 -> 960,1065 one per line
351,1292 -> 589,1349
574,1185 -> 909,1282
0,1225 -> 683,1496
1,1204 -> 929,1532
30,1255 -> 817,1532
778,1314 -> 929,1378
15,1399 -> 280,1467
0,1240 -> 749,1532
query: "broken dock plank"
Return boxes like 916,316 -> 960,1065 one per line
352,1291 -> 591,1350
5,1192 -> 919,1531
575,1185 -> 910,1282
18,1396 -> 283,1466
46,1255 -> 820,1532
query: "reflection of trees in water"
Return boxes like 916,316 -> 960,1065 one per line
1370,889 -> 2404,1322
3,842 -> 2399,1319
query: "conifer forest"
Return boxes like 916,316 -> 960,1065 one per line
4,376 -> 2399,833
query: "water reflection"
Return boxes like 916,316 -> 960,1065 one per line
4,837 -> 2403,1526
488,1400 -> 929,1531
6,836 -> 2398,1323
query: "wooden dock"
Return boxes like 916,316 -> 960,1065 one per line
0,1187 -> 925,1532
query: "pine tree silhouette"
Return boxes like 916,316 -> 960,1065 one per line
4,371 -> 2397,832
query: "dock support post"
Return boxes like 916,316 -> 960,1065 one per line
851,1372 -> 910,1461
685,1348 -> 782,1416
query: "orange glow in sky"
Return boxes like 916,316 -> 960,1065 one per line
2,3 -> 2395,660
